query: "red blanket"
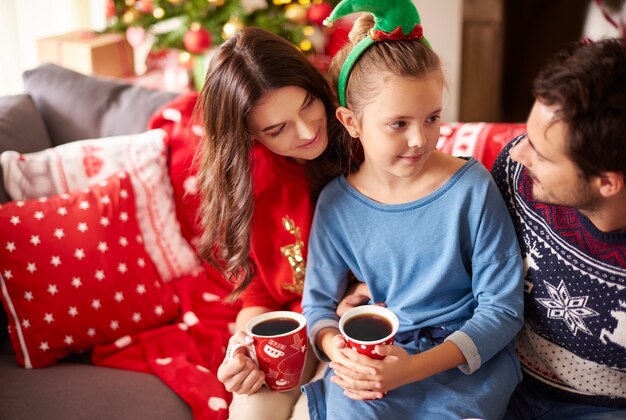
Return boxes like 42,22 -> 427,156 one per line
92,264 -> 240,419
92,93 -> 241,419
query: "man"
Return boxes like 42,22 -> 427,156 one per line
491,38 -> 626,418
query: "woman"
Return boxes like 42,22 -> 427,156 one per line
195,27 -> 351,419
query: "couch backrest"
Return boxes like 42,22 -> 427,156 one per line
23,64 -> 179,145
0,94 -> 53,204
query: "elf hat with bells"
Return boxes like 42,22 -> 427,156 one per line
323,0 -> 431,107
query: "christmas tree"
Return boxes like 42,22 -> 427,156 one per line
105,0 -> 341,56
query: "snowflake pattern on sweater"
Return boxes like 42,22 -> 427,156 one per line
492,137 -> 626,406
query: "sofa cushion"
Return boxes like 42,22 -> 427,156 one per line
23,64 -> 179,146
0,130 -> 200,282
0,172 -> 180,368
0,95 -> 53,204
437,122 -> 526,170
0,353 -> 192,419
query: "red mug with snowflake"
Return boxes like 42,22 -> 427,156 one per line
339,305 -> 399,360
244,311 -> 307,392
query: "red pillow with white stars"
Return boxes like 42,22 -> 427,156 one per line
0,172 -> 180,368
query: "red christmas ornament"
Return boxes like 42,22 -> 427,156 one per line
183,24 -> 212,54
307,2 -> 334,26
105,0 -> 116,19
137,0 -> 153,13
325,18 -> 352,57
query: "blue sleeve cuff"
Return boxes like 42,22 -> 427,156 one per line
309,319 -> 340,361
446,330 -> 481,374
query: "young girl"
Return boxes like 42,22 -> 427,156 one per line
301,1 -> 525,419
195,28 -> 350,419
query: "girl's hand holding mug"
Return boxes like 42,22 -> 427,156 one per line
330,343 -> 414,399
329,305 -> 401,400
327,334 -> 386,400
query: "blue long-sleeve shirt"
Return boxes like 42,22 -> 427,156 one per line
302,158 -> 524,374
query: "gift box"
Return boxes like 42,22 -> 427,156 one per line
37,30 -> 134,78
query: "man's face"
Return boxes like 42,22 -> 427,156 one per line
509,100 -> 600,210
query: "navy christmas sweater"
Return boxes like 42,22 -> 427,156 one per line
492,137 -> 626,407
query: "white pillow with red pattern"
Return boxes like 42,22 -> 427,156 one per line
0,130 -> 200,281
436,122 -> 526,170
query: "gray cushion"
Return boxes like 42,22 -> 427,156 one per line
0,94 -> 53,204
23,64 -> 179,146
0,354 -> 192,420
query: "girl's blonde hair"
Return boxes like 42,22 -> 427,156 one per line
330,14 -> 442,116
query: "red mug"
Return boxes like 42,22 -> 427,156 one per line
339,305 -> 399,360
241,311 -> 308,392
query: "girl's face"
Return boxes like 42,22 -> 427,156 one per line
341,72 -> 443,182
248,86 -> 328,163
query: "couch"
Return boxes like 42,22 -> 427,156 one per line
0,64 -> 193,420
0,63 -> 526,420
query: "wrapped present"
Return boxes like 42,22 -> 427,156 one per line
37,30 -> 134,78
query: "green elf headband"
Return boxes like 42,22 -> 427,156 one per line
323,0 -> 431,107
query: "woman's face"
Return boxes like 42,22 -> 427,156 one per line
248,86 -> 328,163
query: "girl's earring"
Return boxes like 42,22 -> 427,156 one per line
351,132 -> 358,137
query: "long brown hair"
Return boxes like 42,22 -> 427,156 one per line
196,27 -> 347,301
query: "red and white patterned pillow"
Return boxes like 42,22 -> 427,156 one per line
0,130 -> 200,281
437,122 -> 526,170
0,172 -> 180,368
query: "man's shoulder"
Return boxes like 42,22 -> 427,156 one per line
490,135 -> 524,183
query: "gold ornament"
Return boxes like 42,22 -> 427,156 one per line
285,3 -> 307,24
122,8 -> 141,25
208,0 -> 226,6
152,7 -> 165,19
299,39 -> 312,52
222,16 -> 244,40
179,51 -> 192,65
280,216 -> 306,294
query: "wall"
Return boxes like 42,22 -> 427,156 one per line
0,0 -> 104,96
415,0 -> 463,122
